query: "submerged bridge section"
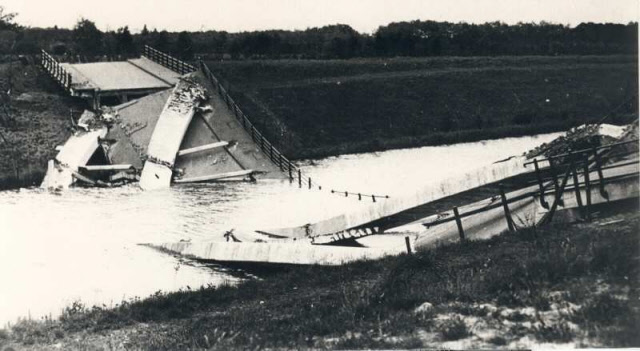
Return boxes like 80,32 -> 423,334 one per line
148,135 -> 638,265
262,134 -> 639,246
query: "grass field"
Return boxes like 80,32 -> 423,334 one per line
206,55 -> 638,159
2,201 -> 638,350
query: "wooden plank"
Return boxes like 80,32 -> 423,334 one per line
80,164 -> 134,172
71,170 -> 96,185
173,169 -> 254,183
177,141 -> 228,156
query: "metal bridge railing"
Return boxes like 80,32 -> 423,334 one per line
142,45 -> 196,75
198,60 -> 389,202
40,50 -> 72,91
422,140 -> 639,242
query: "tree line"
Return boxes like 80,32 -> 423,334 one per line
0,8 -> 637,60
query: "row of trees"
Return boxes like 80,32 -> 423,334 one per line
0,9 -> 637,60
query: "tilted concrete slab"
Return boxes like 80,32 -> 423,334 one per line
263,155 -> 541,239
145,241 -> 403,266
40,128 -> 108,189
107,89 -> 173,168
104,71 -> 288,185
414,157 -> 639,249
174,71 -> 286,180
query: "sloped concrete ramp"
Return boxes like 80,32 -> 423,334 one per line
263,156 -> 536,239
173,71 -> 286,182
103,71 -> 286,188
145,241 -> 402,266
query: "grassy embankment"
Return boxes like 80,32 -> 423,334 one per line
0,61 -> 84,189
2,201 -> 638,350
207,55 -> 638,159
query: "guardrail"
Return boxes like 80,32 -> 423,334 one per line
422,140 -> 639,242
40,50 -> 72,91
143,45 -> 196,75
198,60 -> 389,202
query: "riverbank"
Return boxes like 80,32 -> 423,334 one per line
207,55 -> 638,159
2,200 -> 637,350
0,61 -> 85,190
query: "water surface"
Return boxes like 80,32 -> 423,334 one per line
0,132 -> 561,325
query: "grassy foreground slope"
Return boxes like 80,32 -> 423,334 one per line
2,202 -> 638,350
207,55 -> 638,158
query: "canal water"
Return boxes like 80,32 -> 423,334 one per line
0,132 -> 561,325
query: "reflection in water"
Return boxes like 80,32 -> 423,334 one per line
0,132 -> 561,324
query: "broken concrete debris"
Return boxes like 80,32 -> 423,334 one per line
167,77 -> 208,115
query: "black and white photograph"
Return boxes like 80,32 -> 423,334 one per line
0,0 -> 638,349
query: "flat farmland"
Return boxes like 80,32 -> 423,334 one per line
206,55 -> 638,159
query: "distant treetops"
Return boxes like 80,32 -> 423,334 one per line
0,11 -> 637,59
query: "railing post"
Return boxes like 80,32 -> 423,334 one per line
453,206 -> 465,242
592,147 -> 609,200
583,155 -> 592,221
548,158 -> 564,207
533,159 -> 549,209
298,169 -> 302,188
499,184 -> 515,232
405,236 -> 412,255
288,163 -> 293,183
539,160 -> 575,226
308,177 -> 312,189
572,167 -> 584,218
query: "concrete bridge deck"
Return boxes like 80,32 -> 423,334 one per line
60,57 -> 181,105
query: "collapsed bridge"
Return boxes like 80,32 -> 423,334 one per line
40,46 -> 291,189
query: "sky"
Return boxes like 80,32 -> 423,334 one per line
3,0 -> 638,34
